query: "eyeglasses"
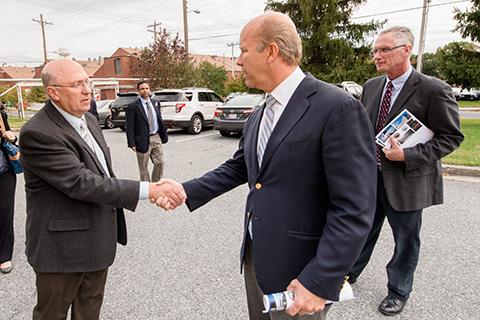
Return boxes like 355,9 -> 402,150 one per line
370,44 -> 406,57
51,80 -> 91,89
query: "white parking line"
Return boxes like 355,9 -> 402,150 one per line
175,132 -> 219,142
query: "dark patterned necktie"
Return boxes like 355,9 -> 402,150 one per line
375,81 -> 394,164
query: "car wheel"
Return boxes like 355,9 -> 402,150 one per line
104,116 -> 115,129
187,115 -> 203,134
219,130 -> 230,137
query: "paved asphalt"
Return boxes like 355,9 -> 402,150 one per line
1,128 -> 479,320
459,110 -> 480,119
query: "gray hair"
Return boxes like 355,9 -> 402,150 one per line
379,26 -> 414,47
41,65 -> 56,87
255,13 -> 302,66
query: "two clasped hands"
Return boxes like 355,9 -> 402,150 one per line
148,178 -> 186,210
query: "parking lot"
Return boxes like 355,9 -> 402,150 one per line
1,128 -> 479,320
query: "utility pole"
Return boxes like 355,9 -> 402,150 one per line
417,0 -> 431,73
227,41 -> 239,79
183,0 -> 189,54
32,14 -> 52,64
147,20 -> 161,43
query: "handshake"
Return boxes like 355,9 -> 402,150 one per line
148,179 -> 187,210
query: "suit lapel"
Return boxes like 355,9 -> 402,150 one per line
385,70 -> 420,123
258,76 -> 314,173
136,99 -> 148,123
44,102 -> 109,176
367,77 -> 387,125
86,115 -> 112,176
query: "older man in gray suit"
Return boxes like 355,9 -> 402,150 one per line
20,59 -> 184,320
347,26 -> 463,315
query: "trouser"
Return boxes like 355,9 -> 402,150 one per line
244,237 -> 330,320
33,269 -> 108,320
0,169 -> 16,263
136,134 -> 164,182
349,171 -> 422,300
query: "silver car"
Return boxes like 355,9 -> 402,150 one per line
96,99 -> 114,129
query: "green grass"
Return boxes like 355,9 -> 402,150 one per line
444,119 -> 480,166
7,117 -> 29,130
458,100 -> 480,108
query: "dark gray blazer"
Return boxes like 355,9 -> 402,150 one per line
362,69 -> 464,211
183,75 -> 377,300
20,101 -> 140,273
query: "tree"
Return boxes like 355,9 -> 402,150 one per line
436,41 -> 480,89
134,26 -> 195,90
411,53 -> 441,79
454,0 -> 480,42
193,62 -> 228,96
265,0 -> 383,83
26,87 -> 47,103
224,75 -> 263,96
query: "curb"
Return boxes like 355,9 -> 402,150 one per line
442,165 -> 480,177
459,107 -> 480,111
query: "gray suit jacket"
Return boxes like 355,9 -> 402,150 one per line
362,69 -> 464,211
20,101 -> 140,273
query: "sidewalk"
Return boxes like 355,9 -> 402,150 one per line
443,164 -> 480,177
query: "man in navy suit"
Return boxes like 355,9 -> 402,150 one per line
157,12 -> 377,319
126,81 -> 168,182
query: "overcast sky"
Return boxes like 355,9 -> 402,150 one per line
0,0 -> 474,66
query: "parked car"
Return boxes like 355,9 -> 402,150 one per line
452,87 -> 478,101
213,93 -> 265,137
335,81 -> 363,99
96,99 -> 114,129
153,88 -> 224,134
110,92 -> 139,130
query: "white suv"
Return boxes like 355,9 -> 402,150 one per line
153,88 -> 224,134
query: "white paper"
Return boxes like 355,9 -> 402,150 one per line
375,109 -> 433,149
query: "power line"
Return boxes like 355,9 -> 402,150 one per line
190,33 -> 238,41
352,0 -> 469,20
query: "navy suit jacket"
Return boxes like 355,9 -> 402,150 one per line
183,74 -> 377,300
125,98 -> 168,153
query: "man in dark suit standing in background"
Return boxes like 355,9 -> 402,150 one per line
158,12 -> 377,320
20,59 -> 183,320
347,26 -> 463,316
126,81 -> 168,182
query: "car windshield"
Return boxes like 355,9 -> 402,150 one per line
111,95 -> 138,108
224,95 -> 264,106
153,92 -> 191,102
96,100 -> 111,109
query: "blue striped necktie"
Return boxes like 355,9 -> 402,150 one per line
257,95 -> 276,167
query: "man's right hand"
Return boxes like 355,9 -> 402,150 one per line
148,179 -> 186,210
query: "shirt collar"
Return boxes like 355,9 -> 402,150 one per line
387,65 -> 413,90
51,101 -> 85,132
269,66 -> 305,107
140,96 -> 151,105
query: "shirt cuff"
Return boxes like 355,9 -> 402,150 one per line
139,181 -> 150,200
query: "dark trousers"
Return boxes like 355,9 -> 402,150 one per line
349,172 -> 422,300
0,169 -> 16,263
244,237 -> 330,320
33,269 -> 108,320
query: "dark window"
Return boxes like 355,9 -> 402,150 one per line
114,58 -> 122,75
208,93 -> 223,102
198,92 -> 210,102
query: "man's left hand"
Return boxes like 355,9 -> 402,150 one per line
383,136 -> 405,161
286,279 -> 326,316
2,130 -> 15,142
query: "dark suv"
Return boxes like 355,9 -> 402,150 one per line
110,92 -> 139,130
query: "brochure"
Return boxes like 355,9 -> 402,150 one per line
375,109 -> 433,149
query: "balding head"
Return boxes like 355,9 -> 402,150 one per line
244,12 -> 302,66
42,59 -> 92,118
41,59 -> 86,87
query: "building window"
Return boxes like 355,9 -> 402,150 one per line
114,58 -> 122,75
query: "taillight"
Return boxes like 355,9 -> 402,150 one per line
176,103 -> 186,113
214,109 -> 223,117
243,108 -> 254,115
